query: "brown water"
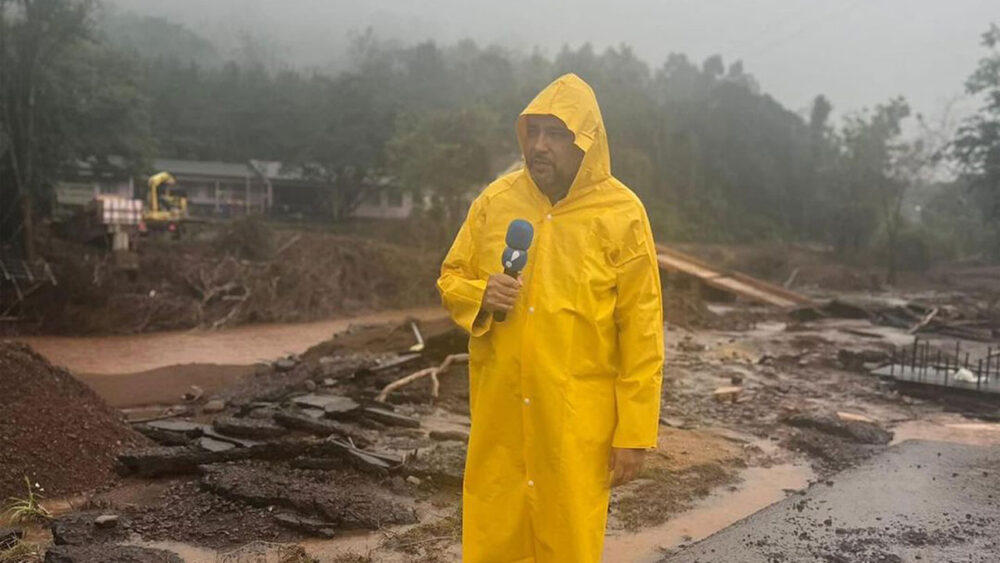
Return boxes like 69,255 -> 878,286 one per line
20,307 -> 444,374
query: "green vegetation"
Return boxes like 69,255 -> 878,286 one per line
2,477 -> 51,525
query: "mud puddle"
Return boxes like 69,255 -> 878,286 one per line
604,461 -> 813,562
21,307 -> 443,374
891,413 -> 1000,447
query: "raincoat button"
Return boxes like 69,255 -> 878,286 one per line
524,398 -> 531,405
527,480 -> 534,487
528,306 -> 535,313
545,214 -> 552,220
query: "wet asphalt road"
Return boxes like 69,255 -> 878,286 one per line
661,440 -> 1000,563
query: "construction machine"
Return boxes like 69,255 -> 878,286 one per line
141,171 -> 188,237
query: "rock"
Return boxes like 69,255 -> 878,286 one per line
304,380 -> 317,392
272,513 -> 336,538
322,378 -> 336,387
362,407 -> 421,428
212,416 -> 286,440
429,430 -> 469,442
202,399 -> 226,413
45,545 -> 182,563
93,515 -> 119,529
406,476 -> 423,486
274,358 -> 297,372
712,386 -> 743,403
50,511 -> 129,546
0,527 -> 23,550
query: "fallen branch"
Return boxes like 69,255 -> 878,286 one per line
908,307 -> 939,334
376,353 -> 469,403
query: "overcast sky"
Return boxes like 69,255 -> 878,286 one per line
110,0 -> 998,121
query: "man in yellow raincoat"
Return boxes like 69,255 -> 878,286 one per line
437,73 -> 664,562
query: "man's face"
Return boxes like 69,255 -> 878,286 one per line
524,114 -> 585,195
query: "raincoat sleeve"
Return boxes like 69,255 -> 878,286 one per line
611,210 -> 664,449
437,197 -> 492,337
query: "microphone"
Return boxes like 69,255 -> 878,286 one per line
495,219 -> 534,322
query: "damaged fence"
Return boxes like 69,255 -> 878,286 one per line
871,338 -> 1000,395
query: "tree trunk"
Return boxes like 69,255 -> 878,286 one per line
20,192 -> 34,260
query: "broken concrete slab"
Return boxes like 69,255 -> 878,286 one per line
784,413 -> 892,445
117,441 -> 319,477
410,441 -> 466,486
272,513 -> 336,538
290,394 -> 361,418
45,544 -> 183,563
200,463 -> 416,529
50,511 -> 129,546
362,406 -> 421,428
212,416 -> 286,440
272,411 -> 372,448
197,436 -> 236,453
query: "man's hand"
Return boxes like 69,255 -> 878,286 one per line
609,448 -> 646,487
481,273 -> 522,314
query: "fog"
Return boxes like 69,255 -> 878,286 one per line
107,0 -> 997,119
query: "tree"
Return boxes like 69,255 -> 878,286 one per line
952,23 -> 1000,232
0,0 -> 151,257
387,108 -> 495,231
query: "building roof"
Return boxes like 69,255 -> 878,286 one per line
153,158 -> 252,178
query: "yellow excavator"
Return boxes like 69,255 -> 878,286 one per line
141,171 -> 188,236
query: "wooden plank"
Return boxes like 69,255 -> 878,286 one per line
655,245 -> 814,308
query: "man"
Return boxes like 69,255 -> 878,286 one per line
437,73 -> 664,562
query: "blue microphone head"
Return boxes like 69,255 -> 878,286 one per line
505,219 -> 534,251
502,246 -> 528,272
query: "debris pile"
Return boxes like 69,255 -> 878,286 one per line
0,342 -> 147,500
25,228 -> 441,334
38,318 -> 473,557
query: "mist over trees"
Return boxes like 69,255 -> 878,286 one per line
3,0 -> 1000,269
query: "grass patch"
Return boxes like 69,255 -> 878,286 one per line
2,478 -> 51,526
0,540 -> 43,563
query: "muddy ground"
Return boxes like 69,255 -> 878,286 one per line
4,283 -> 1000,562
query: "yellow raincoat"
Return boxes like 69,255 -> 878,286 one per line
438,73 -> 664,563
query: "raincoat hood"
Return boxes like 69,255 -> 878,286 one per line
517,73 -> 612,191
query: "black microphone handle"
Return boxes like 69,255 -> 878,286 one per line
494,267 -> 520,323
